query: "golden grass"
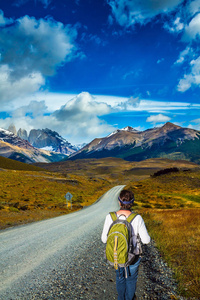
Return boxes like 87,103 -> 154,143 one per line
0,169 -> 110,229
126,170 -> 200,298
128,170 -> 200,209
142,209 -> 200,298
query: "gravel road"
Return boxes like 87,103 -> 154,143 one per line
0,185 -> 188,300
0,185 -> 124,299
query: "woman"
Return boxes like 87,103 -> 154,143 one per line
101,189 -> 151,300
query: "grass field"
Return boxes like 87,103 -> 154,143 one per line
1,156 -> 200,298
126,170 -> 200,298
0,169 -> 110,229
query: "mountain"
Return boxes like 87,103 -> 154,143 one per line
69,123 -> 200,164
8,124 -> 17,135
28,128 -> 76,155
7,124 -> 77,155
0,128 -> 66,163
17,128 -> 28,140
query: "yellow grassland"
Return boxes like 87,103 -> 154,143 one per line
143,209 -> 200,298
0,169 -> 110,229
126,170 -> 200,298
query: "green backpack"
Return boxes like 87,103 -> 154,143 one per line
105,212 -> 138,270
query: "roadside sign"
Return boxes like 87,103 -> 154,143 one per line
65,192 -> 73,209
65,192 -> 73,201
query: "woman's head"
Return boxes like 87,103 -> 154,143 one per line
118,189 -> 134,210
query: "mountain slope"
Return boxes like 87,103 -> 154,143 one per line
69,123 -> 200,163
0,128 -> 66,163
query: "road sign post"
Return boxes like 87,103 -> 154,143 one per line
65,192 -> 73,209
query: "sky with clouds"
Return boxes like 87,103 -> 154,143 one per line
0,0 -> 200,144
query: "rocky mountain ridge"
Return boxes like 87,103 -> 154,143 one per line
69,122 -> 200,163
7,125 -> 77,155
0,128 -> 66,163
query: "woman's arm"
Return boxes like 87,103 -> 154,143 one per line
101,214 -> 113,243
137,215 -> 151,244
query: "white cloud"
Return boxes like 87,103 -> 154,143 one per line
188,117 -> 200,131
51,92 -> 113,142
0,65 -> 45,103
12,101 -> 47,118
116,96 -> 140,110
188,123 -> 200,131
173,17 -> 184,31
191,118 -> 200,123
146,114 -> 171,123
164,16 -> 184,33
175,46 -> 193,64
146,91 -> 151,96
171,2 -> 200,92
189,0 -> 200,15
157,58 -> 165,64
177,56 -> 200,92
52,91 -> 113,142
0,15 -> 78,78
0,14 -> 79,103
108,1 -> 200,94
182,13 -> 200,41
0,92 -> 114,144
0,10 -> 12,26
107,0 -> 183,27
53,92 -> 111,121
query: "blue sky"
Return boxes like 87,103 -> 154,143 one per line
0,0 -> 200,144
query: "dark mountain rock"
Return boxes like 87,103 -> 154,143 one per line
28,128 -> 76,155
17,128 -> 28,140
7,123 -> 78,156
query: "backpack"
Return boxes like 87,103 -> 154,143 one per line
105,212 -> 141,270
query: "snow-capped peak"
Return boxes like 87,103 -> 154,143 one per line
0,128 -> 15,136
107,126 -> 138,138
121,126 -> 138,132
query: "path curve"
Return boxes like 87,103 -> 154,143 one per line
0,185 -> 124,299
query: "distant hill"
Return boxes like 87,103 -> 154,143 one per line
69,122 -> 200,164
0,156 -> 44,171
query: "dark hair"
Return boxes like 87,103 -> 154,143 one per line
119,190 -> 134,210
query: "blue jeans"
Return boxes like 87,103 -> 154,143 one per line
115,257 -> 141,300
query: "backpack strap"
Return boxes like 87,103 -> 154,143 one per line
126,212 -> 137,223
109,212 -> 117,222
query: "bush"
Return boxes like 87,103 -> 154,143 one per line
9,207 -> 19,212
152,167 -> 179,177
